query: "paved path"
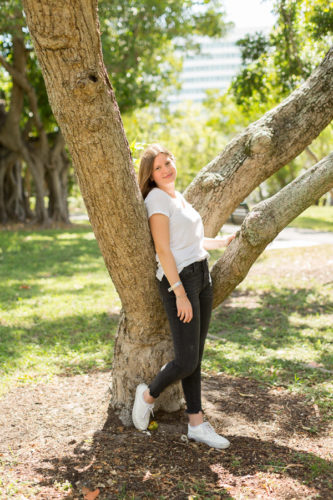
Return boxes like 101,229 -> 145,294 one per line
71,214 -> 333,250
222,224 -> 333,250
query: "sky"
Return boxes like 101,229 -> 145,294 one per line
223,0 -> 276,30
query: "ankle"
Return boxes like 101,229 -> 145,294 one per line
188,411 -> 204,427
143,389 -> 155,404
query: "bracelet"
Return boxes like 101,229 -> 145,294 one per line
168,280 -> 182,293
175,293 -> 187,299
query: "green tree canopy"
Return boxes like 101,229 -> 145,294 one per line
231,0 -> 333,109
201,0 -> 333,200
99,0 -> 231,112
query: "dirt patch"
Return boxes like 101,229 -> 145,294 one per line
0,372 -> 332,499
251,245 -> 333,286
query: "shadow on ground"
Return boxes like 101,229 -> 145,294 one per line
32,374 -> 332,499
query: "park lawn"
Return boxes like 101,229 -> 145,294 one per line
0,225 -> 120,394
0,224 -> 332,418
288,205 -> 333,231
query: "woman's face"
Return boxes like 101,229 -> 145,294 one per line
151,153 -> 177,189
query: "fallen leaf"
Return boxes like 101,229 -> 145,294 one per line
83,488 -> 100,500
239,393 -> 255,397
143,471 -> 152,482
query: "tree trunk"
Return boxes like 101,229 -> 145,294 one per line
46,132 -> 70,222
22,0 -> 185,423
0,149 -> 10,224
22,0 -> 333,423
0,35 -> 50,224
0,34 -> 71,225
0,38 -> 31,223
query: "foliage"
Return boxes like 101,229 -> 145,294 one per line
0,0 -> 231,223
99,0 -> 231,113
124,102 -> 225,191
0,0 -> 230,120
197,0 -> 333,200
231,0 -> 333,109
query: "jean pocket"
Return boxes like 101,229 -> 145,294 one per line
179,266 -> 195,278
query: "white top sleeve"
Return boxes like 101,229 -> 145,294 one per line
145,188 -> 171,218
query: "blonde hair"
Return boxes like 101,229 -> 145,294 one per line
138,144 -> 175,199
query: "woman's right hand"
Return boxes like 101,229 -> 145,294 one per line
176,295 -> 193,323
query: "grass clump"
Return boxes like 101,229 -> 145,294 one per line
288,205 -> 333,231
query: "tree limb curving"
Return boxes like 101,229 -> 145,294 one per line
211,152 -> 333,308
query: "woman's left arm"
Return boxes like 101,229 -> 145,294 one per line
203,234 -> 236,251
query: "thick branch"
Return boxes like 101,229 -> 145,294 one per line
211,152 -> 333,308
185,47 -> 333,236
0,54 -> 27,90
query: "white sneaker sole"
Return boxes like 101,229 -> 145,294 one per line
188,435 -> 230,449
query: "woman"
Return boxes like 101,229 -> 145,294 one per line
132,144 -> 235,449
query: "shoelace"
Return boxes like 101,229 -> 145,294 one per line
143,404 -> 154,420
201,422 -> 218,436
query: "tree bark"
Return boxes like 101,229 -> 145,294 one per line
22,0 -> 333,423
184,46 -> 333,236
211,153 -> 333,307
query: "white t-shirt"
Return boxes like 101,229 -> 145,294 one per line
145,187 -> 208,280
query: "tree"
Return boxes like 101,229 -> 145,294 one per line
21,0 -> 333,424
231,0 -> 333,109
0,1 -> 69,224
99,0 -> 230,113
226,0 -> 333,199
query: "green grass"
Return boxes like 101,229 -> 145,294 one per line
288,205 -> 333,231
0,226 -> 119,394
205,246 -> 333,416
0,225 -> 332,417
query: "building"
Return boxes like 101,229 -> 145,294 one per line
168,27 -> 264,106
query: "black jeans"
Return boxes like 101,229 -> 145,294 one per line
149,259 -> 213,414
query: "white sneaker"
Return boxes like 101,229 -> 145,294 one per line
132,383 -> 154,431
188,422 -> 230,449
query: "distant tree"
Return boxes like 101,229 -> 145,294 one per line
0,1 -> 69,224
231,0 -> 333,109
99,0 -> 230,113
